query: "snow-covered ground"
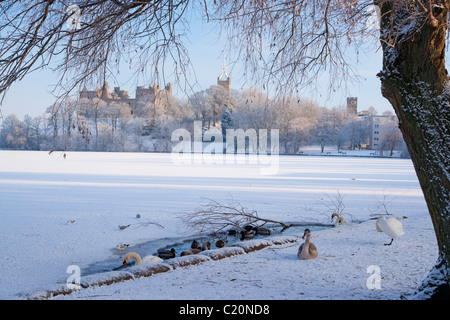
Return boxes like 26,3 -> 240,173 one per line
0,150 -> 437,300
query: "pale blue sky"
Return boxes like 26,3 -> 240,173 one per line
0,14 -> 394,120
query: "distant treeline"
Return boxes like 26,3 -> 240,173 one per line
0,86 -> 404,155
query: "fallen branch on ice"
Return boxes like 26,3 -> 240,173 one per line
180,197 -> 290,235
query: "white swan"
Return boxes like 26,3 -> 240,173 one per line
297,229 -> 318,260
122,251 -> 163,268
331,213 -> 345,226
376,215 -> 405,245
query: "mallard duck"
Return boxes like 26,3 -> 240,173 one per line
180,250 -> 193,256
157,248 -> 177,259
191,240 -> 201,249
240,230 -> 255,240
297,229 -> 318,260
243,225 -> 255,231
202,241 -> 211,250
255,227 -> 271,235
180,248 -> 202,256
215,239 -> 229,248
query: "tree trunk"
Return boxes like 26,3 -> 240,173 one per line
378,1 -> 450,299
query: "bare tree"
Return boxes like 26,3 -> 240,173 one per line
340,116 -> 371,150
206,85 -> 229,127
370,189 -> 395,218
232,88 -> 278,131
313,108 -> 336,153
0,114 -> 26,149
379,120 -> 404,156
0,0 -> 193,104
277,96 -> 320,153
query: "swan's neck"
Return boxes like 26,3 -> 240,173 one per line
299,234 -> 311,259
305,234 -> 310,245
332,213 -> 340,226
303,234 -> 310,251
127,252 -> 142,265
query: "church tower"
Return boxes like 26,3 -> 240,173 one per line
217,55 -> 231,96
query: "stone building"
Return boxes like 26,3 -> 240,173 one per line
80,81 -> 172,115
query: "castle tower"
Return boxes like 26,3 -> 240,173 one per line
165,82 -> 172,95
217,55 -> 230,96
347,97 -> 357,115
101,82 -> 112,99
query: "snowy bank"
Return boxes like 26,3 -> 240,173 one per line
53,217 -> 437,300
27,236 -> 300,299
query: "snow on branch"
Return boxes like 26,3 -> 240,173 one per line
180,197 -> 290,235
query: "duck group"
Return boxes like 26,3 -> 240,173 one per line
224,225 -> 272,240
130,225 -> 274,264
180,240 -> 211,256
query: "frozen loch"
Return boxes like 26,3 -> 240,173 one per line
0,150 -> 437,299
